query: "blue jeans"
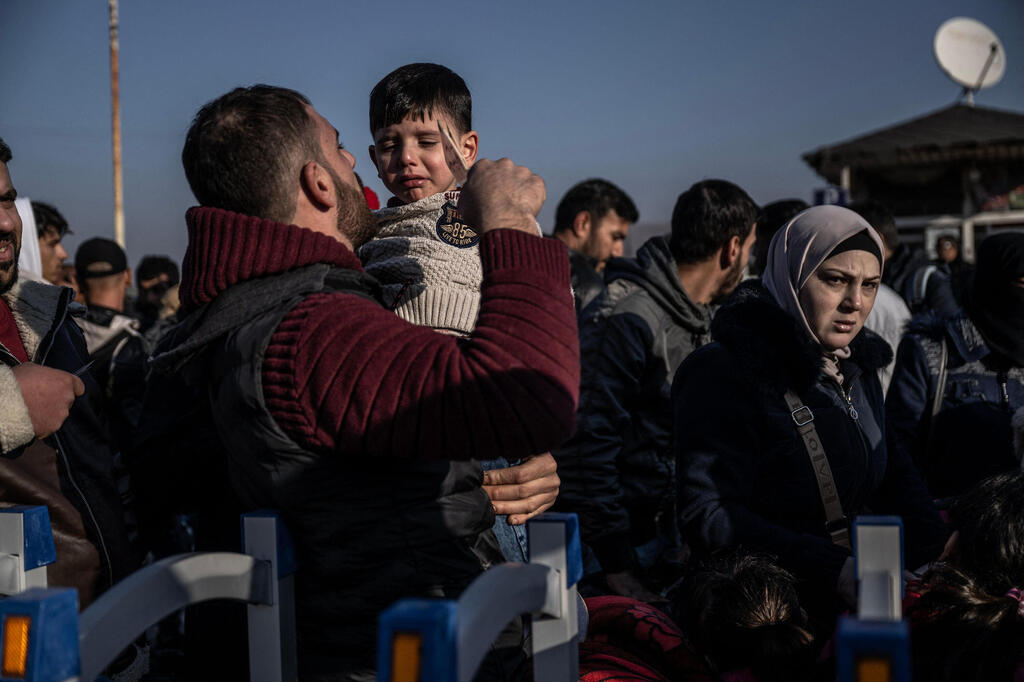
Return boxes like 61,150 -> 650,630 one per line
480,458 -> 530,562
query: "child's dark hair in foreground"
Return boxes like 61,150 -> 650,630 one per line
675,551 -> 815,682
907,471 -> 1024,682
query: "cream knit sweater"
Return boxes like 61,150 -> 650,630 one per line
360,191 -> 482,335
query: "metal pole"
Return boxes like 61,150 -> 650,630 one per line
109,0 -> 125,248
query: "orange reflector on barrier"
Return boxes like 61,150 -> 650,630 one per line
391,632 -> 422,682
1,615 -> 31,678
857,656 -> 891,682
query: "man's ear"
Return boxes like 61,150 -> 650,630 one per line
460,130 -> 479,167
123,269 -> 132,287
368,145 -> 380,177
721,234 -> 741,268
300,160 -> 333,209
572,211 -> 592,240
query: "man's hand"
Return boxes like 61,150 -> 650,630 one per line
482,453 -> 560,525
12,363 -> 85,439
457,158 -> 545,235
605,570 -> 666,604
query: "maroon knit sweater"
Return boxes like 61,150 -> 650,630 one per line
181,206 -> 580,461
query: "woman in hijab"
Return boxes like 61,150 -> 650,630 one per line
672,205 -> 946,636
887,232 -> 1024,499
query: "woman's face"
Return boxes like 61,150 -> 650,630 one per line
798,250 -> 881,351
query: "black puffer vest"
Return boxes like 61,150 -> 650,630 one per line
149,264 -> 508,675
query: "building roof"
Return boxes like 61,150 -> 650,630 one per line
803,103 -> 1024,183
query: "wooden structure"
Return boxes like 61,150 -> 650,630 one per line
803,103 -> 1024,259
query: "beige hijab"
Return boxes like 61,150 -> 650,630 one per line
762,205 -> 884,383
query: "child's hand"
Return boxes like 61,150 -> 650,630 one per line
458,158 -> 545,235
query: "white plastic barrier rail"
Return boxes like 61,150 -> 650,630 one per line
0,506 -> 56,596
377,513 -> 584,682
837,515 -> 911,682
0,510 -> 296,682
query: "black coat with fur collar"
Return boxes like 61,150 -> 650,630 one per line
672,282 -> 944,591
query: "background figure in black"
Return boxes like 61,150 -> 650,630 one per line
747,199 -> 807,279
848,199 -> 959,316
887,232 -> 1024,499
550,178 -> 637,315
134,254 -> 180,336
907,471 -> 1024,682
934,234 -> 974,308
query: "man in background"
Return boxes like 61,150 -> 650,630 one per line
0,136 -> 135,607
555,179 -> 758,602
552,178 -> 638,313
134,254 -> 180,334
31,201 -> 71,286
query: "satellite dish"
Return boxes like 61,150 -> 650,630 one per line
934,17 -> 1005,104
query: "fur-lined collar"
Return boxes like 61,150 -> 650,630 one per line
1,278 -> 70,361
711,280 -> 892,395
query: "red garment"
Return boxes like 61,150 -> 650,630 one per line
580,596 -> 714,682
181,206 -> 580,460
362,185 -> 380,210
0,297 -> 29,362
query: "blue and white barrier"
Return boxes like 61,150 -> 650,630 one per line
0,510 -> 297,682
0,507 -> 56,596
837,515 -> 911,682
377,513 -> 584,682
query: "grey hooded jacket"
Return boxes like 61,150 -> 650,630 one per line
554,235 -> 711,573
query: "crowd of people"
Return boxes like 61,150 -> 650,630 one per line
1,61 -> 1023,681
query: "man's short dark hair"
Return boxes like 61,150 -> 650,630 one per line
136,255 -> 180,288
553,179 -> 639,235
369,63 -> 472,136
669,180 -> 758,265
750,199 -> 807,277
0,137 -> 10,164
848,199 -> 898,252
31,201 -> 71,240
182,85 -> 318,222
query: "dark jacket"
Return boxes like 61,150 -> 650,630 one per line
148,263 -> 515,677
886,312 -> 1024,498
138,206 -> 579,681
884,244 -> 929,303
77,305 -> 150,455
673,282 -> 944,599
554,236 -> 711,573
0,279 -> 136,607
569,248 -> 604,315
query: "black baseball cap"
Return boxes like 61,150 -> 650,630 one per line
75,237 -> 128,280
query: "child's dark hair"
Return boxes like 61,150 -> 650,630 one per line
677,551 -> 814,682
369,63 -> 471,135
907,471 -> 1024,682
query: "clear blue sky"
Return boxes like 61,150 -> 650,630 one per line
2,0 -> 1022,265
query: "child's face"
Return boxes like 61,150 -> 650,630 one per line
369,111 -> 478,204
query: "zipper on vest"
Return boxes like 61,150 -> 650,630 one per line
998,371 -> 1011,411
52,432 -> 114,589
39,291 -> 115,589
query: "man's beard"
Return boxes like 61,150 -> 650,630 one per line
711,256 -> 744,304
0,233 -> 20,296
328,169 -> 378,250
